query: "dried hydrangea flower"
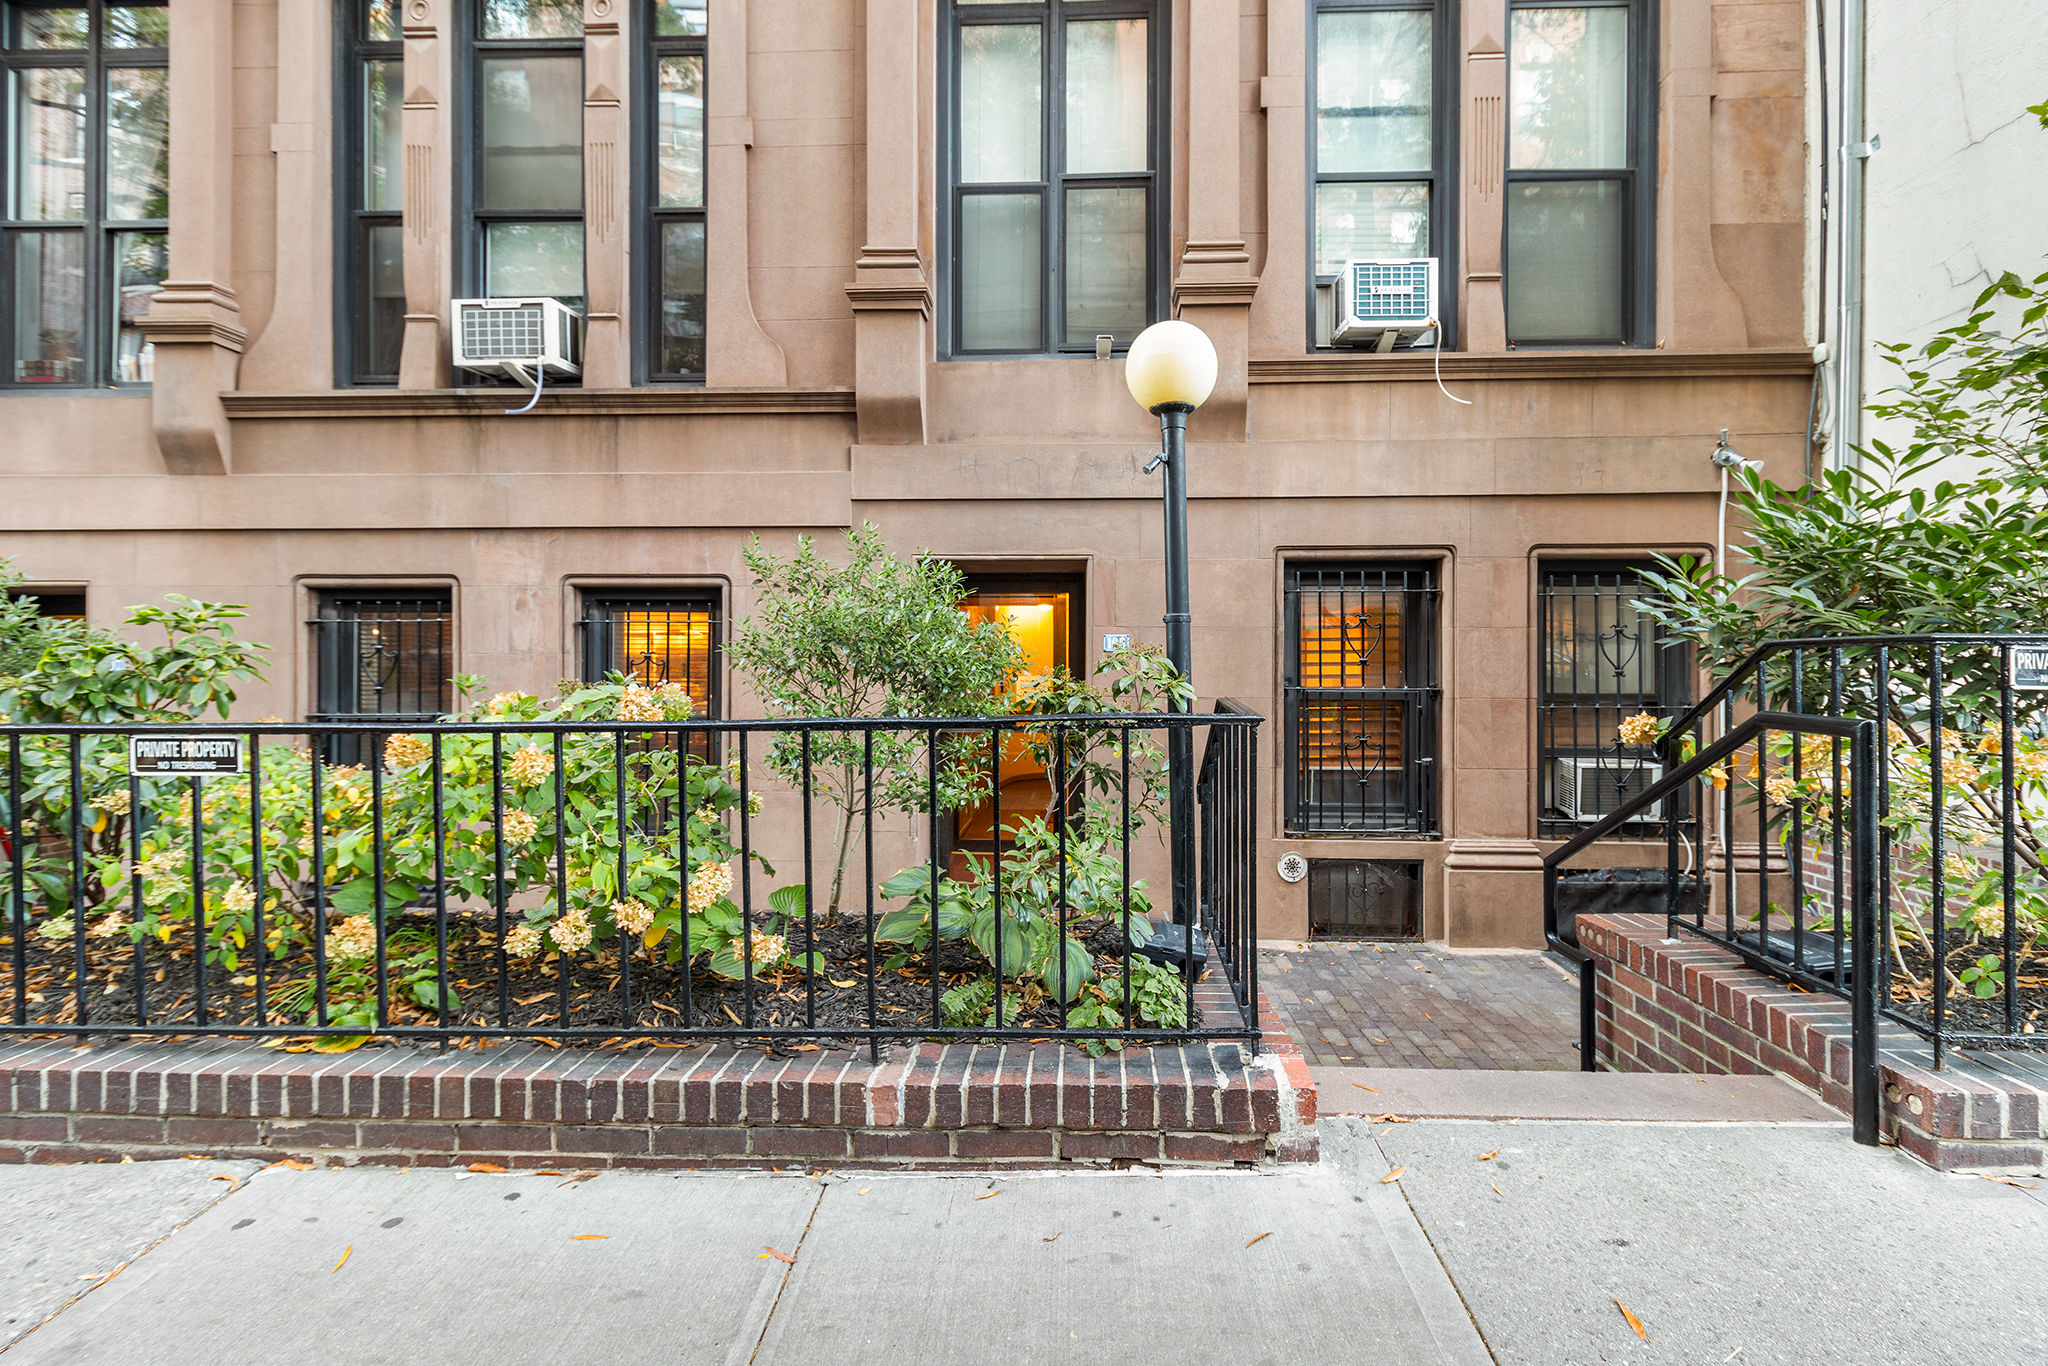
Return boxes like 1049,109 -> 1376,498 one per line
503,922 -> 543,958
219,883 -> 257,915
330,914 -> 378,961
687,862 -> 734,911
500,809 -> 539,845
507,744 -> 556,788
94,790 -> 132,818
89,911 -> 130,939
611,898 -> 655,935
382,734 -> 432,769
550,907 -> 594,953
1616,713 -> 1662,747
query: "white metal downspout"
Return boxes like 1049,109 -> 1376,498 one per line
1833,0 -> 1870,468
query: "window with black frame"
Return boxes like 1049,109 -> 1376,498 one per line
1536,564 -> 1690,839
1308,0 -> 1453,349
577,593 -> 719,719
1284,564 -> 1440,835
466,0 -> 584,316
941,0 -> 1163,358
1,1 -> 167,389
1503,0 -> 1653,346
643,0 -> 704,380
309,594 -> 454,764
340,0 -> 403,384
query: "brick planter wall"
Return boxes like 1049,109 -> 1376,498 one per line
0,989 -> 1318,1171
1578,913 -> 2048,1171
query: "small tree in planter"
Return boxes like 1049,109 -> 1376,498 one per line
722,524 -> 1025,920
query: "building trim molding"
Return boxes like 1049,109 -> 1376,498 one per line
1247,348 -> 1818,384
219,387 -> 859,419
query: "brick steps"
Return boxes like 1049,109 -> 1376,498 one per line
1579,914 -> 2048,1171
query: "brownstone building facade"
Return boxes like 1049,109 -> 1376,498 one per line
0,0 -> 1813,945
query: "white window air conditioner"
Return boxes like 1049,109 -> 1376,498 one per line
451,297 -> 583,410
1334,258 -> 1439,351
1552,756 -> 1665,822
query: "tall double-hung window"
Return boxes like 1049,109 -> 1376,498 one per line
2,1 -> 166,388
467,0 -> 584,308
341,1 -> 403,384
643,0 -> 704,380
1309,0 -> 1452,348
1504,0 -> 1653,345
942,0 -> 1164,357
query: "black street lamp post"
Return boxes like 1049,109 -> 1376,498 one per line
1124,321 -> 1218,928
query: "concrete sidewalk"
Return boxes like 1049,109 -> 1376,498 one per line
5,1114 -> 2045,1364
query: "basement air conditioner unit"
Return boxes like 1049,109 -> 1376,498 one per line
452,297 -> 584,382
1334,258 -> 1439,351
1552,756 -> 1665,822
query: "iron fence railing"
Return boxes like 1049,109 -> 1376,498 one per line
1545,632 -> 2048,1148
1,712 -> 1261,1057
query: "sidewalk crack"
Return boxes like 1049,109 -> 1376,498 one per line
744,1181 -> 828,1366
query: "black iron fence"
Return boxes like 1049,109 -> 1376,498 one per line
1545,632 -> 2048,1147
1,711 -> 1261,1056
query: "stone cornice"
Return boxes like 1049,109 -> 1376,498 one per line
137,316 -> 249,352
1248,347 -> 1819,383
219,387 -> 857,419
844,282 -> 933,315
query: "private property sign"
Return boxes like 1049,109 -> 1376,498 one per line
2014,646 -> 2048,691
129,735 -> 243,775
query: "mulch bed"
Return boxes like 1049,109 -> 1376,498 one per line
1888,935 -> 2048,1040
0,912 -> 1202,1056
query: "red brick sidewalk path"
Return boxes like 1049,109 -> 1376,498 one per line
1261,942 -> 1581,1070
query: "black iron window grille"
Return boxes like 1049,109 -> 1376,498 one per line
309,595 -> 454,765
640,1 -> 705,381
337,0 -> 403,385
1536,563 -> 1690,839
1308,858 -> 1422,938
938,0 -> 1167,358
577,594 -> 719,715
1284,563 -> 1440,834
1,0 -> 168,389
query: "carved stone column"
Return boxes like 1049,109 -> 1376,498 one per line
140,0 -> 243,474
581,0 -> 630,386
1172,0 -> 1256,441
703,0 -> 785,386
845,0 -> 930,444
1460,2 -> 1507,352
396,0 -> 453,389
1246,0 -> 1306,358
237,0 -> 334,390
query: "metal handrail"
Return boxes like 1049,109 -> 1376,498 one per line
1544,709 -> 1881,1145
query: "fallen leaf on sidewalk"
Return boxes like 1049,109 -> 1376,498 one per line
1368,1113 -> 1410,1124
210,1174 -> 240,1192
466,1162 -> 508,1173
558,1172 -> 600,1187
761,1246 -> 796,1264
263,1158 -> 316,1171
1353,1083 -> 1380,1093
1977,1173 -> 2039,1189
1615,1298 -> 1646,1339
535,1170 -> 566,1176
1381,1166 -> 1406,1184
571,1235 -> 608,1241
857,1187 -> 871,1195
1043,1232 -> 1062,1243
1477,1150 -> 1499,1161
974,1190 -> 1001,1200
331,1246 -> 352,1274
1491,1183 -> 1503,1197
1244,1232 -> 1272,1248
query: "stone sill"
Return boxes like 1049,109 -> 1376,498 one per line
1247,347 -> 1817,384
219,387 -> 857,420
1578,914 -> 2048,1172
